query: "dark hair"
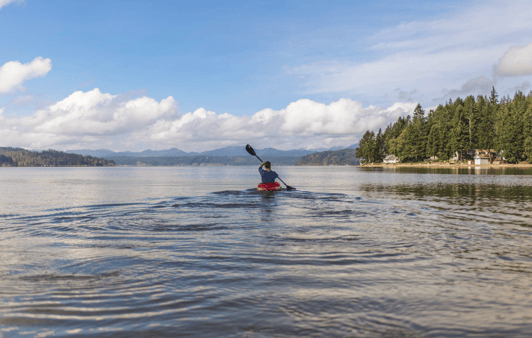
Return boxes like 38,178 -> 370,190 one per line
264,161 -> 271,169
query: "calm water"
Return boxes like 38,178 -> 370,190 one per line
1,166 -> 531,337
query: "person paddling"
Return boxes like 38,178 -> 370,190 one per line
259,161 -> 278,183
246,144 -> 294,190
258,161 -> 281,191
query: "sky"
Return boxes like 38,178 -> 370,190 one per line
1,0 -> 532,152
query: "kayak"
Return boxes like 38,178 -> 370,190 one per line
257,182 -> 281,191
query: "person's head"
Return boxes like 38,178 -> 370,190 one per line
264,161 -> 271,170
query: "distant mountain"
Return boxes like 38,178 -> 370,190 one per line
253,147 -> 317,157
196,146 -> 319,157
67,148 -> 199,157
130,148 -> 200,157
67,145 -> 344,158
295,148 -> 360,166
66,149 -> 117,157
107,156 -> 302,166
200,146 -> 249,157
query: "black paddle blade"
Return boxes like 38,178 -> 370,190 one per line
278,178 -> 295,191
245,144 -> 256,156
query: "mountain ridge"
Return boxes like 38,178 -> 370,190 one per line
295,148 -> 360,166
66,143 -> 359,158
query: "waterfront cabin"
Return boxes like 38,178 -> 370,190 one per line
383,155 -> 400,164
474,154 -> 490,165
474,149 -> 507,164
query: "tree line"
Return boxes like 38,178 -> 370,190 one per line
355,88 -> 532,164
0,147 -> 115,167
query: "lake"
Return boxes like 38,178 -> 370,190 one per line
1,166 -> 531,337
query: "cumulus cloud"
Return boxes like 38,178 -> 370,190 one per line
0,88 -> 178,149
25,88 -> 178,135
0,88 -> 416,151
494,42 -> 532,76
141,98 -> 416,150
0,0 -> 21,10
0,57 -> 52,93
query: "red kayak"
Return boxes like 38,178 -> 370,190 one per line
257,182 -> 281,191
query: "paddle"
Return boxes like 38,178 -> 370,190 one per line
246,144 -> 294,190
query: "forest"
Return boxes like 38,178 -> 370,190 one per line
0,148 -> 115,167
355,88 -> 532,164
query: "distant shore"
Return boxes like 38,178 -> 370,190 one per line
362,162 -> 532,169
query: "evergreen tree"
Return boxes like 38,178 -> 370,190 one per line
490,86 -> 498,105
496,103 -> 521,163
355,130 -> 375,162
464,96 -> 479,151
449,100 -> 469,160
523,99 -> 532,161
426,125 -> 438,159
395,128 -> 411,161
385,115 -> 410,157
475,95 -> 493,150
373,129 -> 385,162
410,104 -> 427,161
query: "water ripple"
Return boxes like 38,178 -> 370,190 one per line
1,168 -> 532,337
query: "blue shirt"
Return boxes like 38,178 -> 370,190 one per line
259,167 -> 278,183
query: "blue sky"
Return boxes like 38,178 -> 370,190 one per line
1,0 -> 532,151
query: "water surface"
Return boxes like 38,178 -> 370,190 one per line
1,166 -> 531,337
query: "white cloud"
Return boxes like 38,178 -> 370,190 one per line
0,0 -> 21,10
288,0 -> 532,103
494,42 -> 532,76
24,88 -> 178,136
136,98 -> 416,151
0,88 -> 416,151
0,57 -> 52,93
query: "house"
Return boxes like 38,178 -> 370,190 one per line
383,155 -> 400,164
474,149 -> 504,164
474,154 -> 490,165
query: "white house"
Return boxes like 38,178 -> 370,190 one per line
383,155 -> 400,164
474,154 -> 490,165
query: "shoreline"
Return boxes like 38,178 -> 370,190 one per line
362,162 -> 532,169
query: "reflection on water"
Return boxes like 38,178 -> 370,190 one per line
0,167 -> 531,337
368,166 -> 532,176
362,182 -> 532,203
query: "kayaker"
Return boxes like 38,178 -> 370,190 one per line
259,161 -> 279,184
